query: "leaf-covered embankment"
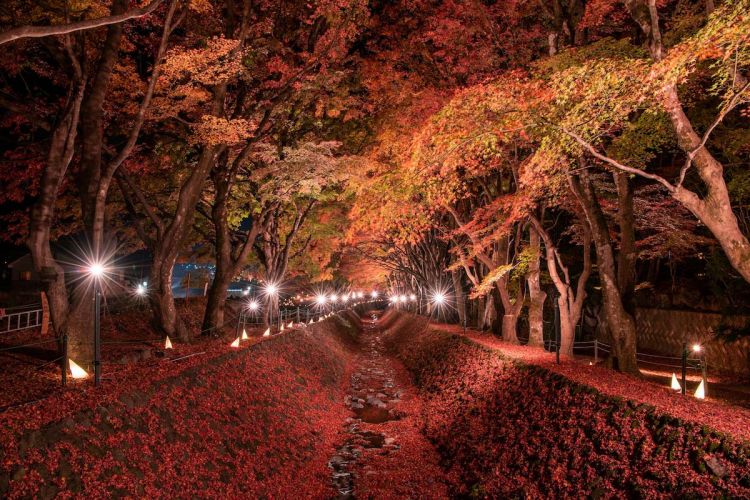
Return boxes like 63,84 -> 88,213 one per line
0,313 -> 362,498
380,311 -> 750,498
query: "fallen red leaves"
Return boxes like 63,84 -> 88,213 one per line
0,311 -> 360,497
382,311 -> 750,497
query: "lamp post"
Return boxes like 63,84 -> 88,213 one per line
87,262 -> 105,387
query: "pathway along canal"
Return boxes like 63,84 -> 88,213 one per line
328,311 -> 450,498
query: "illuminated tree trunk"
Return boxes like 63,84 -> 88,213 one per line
569,173 -> 639,374
27,71 -> 85,358
150,249 -> 188,341
526,227 -> 546,347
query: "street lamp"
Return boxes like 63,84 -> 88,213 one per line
86,261 -> 108,387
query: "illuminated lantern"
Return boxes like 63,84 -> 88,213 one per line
165,336 -> 173,349
69,359 -> 88,379
670,373 -> 681,391
694,380 -> 706,399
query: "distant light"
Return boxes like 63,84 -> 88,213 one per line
69,359 -> 88,379
316,294 -> 327,305
136,284 -> 146,296
263,328 -> 271,337
399,295 -> 407,303
432,292 -> 446,305
248,300 -> 259,311
231,337 -> 240,348
694,379 -> 706,399
241,329 -> 249,340
264,283 -> 278,296
331,294 -> 338,302
288,321 -> 293,328
242,289 -> 249,296
409,294 -> 416,301
165,336 -> 173,349
692,344 -> 702,353
671,373 -> 681,391
371,291 -> 378,298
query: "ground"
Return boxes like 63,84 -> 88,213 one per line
1,306 -> 749,497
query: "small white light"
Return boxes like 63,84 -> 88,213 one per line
671,373 -> 681,391
287,321 -> 293,328
136,284 -> 146,296
694,379 -> 706,399
331,294 -> 338,302
263,328 -> 271,337
165,336 -> 173,349
692,344 -> 702,353
409,294 -> 416,301
241,329 -> 249,340
230,337 -> 240,347
433,293 -> 446,305
371,291 -> 378,298
69,359 -> 88,379
316,294 -> 327,305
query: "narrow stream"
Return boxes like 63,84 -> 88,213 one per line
328,312 -> 404,498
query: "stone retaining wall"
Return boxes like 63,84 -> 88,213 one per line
636,308 -> 750,378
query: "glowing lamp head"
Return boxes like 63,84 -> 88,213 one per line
692,344 -> 702,353
248,300 -> 259,311
88,263 -> 105,278
409,294 -> 416,301
136,284 -> 146,296
371,291 -> 378,298
331,294 -> 338,303
432,292 -> 446,305
264,283 -> 278,296
316,294 -> 327,305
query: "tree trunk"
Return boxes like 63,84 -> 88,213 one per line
570,173 -> 639,374
527,227 -> 546,346
614,172 -> 637,313
451,269 -> 466,326
149,251 -> 189,341
481,296 -> 496,331
558,293 -> 575,355
27,69 -> 85,357
502,313 -> 519,344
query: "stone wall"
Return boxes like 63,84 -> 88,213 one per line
635,308 -> 750,378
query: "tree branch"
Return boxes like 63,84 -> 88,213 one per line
0,0 -> 165,46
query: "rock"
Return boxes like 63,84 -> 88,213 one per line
704,455 -> 727,477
